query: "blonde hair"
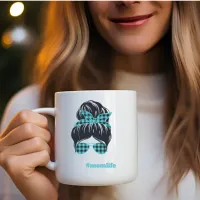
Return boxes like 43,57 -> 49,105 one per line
34,1 -> 200,199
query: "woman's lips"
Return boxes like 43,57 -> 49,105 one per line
109,14 -> 153,27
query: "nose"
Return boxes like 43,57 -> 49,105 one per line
116,1 -> 139,7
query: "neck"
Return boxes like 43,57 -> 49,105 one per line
111,34 -> 171,75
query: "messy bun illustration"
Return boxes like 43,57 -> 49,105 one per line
71,100 -> 112,154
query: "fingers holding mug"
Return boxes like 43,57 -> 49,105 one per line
1,110 -> 49,138
1,137 -> 51,157
1,123 -> 51,147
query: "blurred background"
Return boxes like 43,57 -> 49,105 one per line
0,1 -> 45,119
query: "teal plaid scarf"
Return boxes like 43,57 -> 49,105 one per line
75,110 -> 112,128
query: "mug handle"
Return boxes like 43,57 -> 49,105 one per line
32,108 -> 56,171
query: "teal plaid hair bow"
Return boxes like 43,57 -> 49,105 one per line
75,110 -> 112,128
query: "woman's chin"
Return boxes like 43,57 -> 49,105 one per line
112,44 -> 153,56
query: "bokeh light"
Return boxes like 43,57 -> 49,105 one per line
11,27 -> 27,43
10,2 -> 24,17
1,33 -> 12,48
1,26 -> 35,49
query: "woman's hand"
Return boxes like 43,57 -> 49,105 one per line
0,110 -> 58,200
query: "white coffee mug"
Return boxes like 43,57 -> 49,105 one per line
33,90 -> 137,186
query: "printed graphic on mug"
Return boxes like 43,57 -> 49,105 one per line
71,100 -> 112,155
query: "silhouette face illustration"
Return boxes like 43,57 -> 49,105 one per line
71,100 -> 112,155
